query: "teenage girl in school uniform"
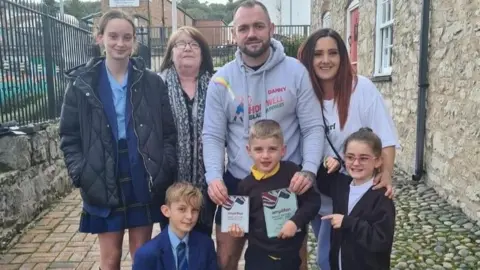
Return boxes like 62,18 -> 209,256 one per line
59,10 -> 176,270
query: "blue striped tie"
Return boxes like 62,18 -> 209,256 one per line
177,241 -> 188,270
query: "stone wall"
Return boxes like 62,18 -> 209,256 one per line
311,0 -> 330,31
311,0 -> 480,221
0,123 -> 71,249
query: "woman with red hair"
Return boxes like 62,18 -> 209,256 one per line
297,28 -> 399,270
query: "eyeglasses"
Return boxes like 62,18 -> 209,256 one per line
174,40 -> 200,50
345,155 -> 376,165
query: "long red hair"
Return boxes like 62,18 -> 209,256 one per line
297,28 -> 357,130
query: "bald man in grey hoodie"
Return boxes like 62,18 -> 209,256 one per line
202,1 -> 325,269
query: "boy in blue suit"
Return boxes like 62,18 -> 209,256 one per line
133,182 -> 218,270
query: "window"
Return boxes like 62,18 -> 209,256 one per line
322,11 -> 331,28
374,0 -> 393,76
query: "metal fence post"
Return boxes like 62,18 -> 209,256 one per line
42,13 -> 56,119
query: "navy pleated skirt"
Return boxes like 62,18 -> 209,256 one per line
79,139 -> 162,234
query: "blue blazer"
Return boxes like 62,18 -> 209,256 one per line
133,229 -> 218,270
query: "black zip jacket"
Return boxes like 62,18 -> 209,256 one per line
318,169 -> 395,270
59,57 -> 177,208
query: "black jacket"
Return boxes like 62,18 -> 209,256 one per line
320,170 -> 395,270
59,57 -> 177,208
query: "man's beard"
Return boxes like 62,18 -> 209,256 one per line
239,38 -> 270,58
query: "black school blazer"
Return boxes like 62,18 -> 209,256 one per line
319,169 -> 396,270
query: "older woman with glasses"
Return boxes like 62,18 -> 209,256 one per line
159,26 -> 216,237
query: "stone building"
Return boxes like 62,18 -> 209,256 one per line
311,0 -> 480,221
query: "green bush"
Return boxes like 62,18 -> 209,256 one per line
214,54 -> 235,68
283,38 -> 306,59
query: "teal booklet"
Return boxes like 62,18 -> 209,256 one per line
220,195 -> 249,233
262,188 -> 298,238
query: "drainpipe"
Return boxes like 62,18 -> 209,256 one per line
161,0 -> 165,26
412,0 -> 431,181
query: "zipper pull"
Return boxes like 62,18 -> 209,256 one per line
148,176 -> 153,193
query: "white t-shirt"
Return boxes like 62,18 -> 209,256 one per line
318,75 -> 399,215
339,178 -> 374,270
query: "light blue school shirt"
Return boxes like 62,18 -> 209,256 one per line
168,225 -> 190,269
106,65 -> 129,139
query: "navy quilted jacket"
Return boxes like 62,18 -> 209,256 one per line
59,57 -> 177,208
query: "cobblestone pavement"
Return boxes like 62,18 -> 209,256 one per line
1,173 -> 480,270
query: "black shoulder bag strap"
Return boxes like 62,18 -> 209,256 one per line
321,108 -> 345,168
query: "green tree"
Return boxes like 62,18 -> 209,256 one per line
81,1 -> 101,17
186,7 -> 209,19
177,0 -> 243,23
64,0 -> 83,19
42,0 -> 57,14
209,3 -> 226,21
223,0 -> 243,24
43,0 -> 56,6
179,0 -> 201,9
63,0 -> 101,20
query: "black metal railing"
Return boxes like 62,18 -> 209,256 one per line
0,0 -> 93,126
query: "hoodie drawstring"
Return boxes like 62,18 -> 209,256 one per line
241,68 -> 268,137
261,71 -> 267,119
242,67 -> 250,137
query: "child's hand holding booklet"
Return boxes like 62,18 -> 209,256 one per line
220,195 -> 250,234
228,223 -> 245,238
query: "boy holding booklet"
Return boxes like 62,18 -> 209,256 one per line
228,119 -> 321,270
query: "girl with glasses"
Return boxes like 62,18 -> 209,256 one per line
320,127 -> 396,270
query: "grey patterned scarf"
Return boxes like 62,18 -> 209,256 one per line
165,67 -> 211,191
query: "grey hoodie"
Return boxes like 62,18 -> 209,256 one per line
202,38 -> 325,183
